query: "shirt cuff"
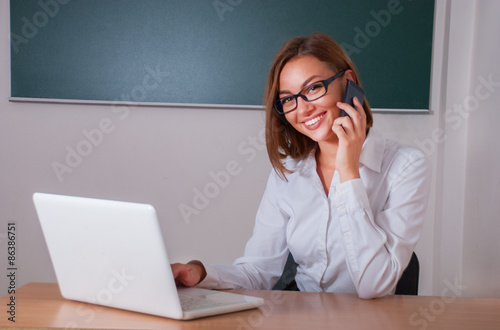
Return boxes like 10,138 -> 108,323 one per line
194,264 -> 237,290
332,178 -> 371,273
333,178 -> 370,216
194,264 -> 219,289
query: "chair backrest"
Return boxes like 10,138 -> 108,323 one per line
272,253 -> 297,290
395,252 -> 419,295
273,252 -> 420,295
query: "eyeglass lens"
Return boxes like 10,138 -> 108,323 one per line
279,81 -> 327,113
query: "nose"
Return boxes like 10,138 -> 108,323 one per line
296,96 -> 315,116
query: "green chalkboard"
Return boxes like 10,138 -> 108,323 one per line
10,0 -> 434,110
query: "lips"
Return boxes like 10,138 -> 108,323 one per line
303,113 -> 325,127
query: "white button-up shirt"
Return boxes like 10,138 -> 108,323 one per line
198,128 -> 432,298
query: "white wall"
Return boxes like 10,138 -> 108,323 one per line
432,0 -> 475,297
1,0 -> 498,298
428,0 -> 500,299
461,0 -> 500,298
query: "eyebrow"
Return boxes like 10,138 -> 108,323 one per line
279,75 -> 324,95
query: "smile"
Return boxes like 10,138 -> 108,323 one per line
304,113 -> 324,126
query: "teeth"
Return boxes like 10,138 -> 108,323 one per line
305,114 -> 324,126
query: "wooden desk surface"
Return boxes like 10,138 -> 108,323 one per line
1,282 -> 499,329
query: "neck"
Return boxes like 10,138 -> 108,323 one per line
315,139 -> 338,195
316,139 -> 338,167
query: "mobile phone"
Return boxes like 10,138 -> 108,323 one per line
341,80 -> 364,117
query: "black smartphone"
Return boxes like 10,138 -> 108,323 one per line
341,80 -> 364,117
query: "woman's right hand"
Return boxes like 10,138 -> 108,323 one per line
171,260 -> 207,287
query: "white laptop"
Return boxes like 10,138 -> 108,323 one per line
32,192 -> 264,320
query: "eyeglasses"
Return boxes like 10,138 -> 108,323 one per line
274,70 -> 346,115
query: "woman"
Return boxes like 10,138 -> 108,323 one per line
172,32 -> 431,299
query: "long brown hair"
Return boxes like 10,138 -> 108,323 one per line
264,32 -> 373,180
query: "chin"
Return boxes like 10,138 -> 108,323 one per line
305,131 -> 335,143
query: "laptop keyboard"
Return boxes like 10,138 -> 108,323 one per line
179,294 -> 228,311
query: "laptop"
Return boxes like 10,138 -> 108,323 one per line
32,192 -> 264,320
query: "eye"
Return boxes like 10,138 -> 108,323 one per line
281,96 -> 294,105
304,82 -> 324,95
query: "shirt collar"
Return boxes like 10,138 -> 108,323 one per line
292,127 -> 386,175
359,127 -> 386,173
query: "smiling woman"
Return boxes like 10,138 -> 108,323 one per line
279,55 -> 366,189
265,33 -> 373,180
172,33 -> 432,299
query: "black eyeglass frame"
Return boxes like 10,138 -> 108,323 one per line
274,70 -> 346,115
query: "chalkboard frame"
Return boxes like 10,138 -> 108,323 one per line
9,0 -> 435,113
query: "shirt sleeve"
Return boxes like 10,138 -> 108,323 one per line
196,171 -> 290,290
333,149 -> 432,299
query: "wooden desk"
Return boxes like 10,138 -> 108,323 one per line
1,282 -> 499,329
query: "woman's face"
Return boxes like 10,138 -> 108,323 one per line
279,55 -> 353,143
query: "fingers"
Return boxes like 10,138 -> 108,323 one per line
332,97 -> 366,183
171,263 -> 198,287
171,262 -> 207,287
353,96 -> 366,121
334,97 -> 366,137
337,97 -> 363,122
171,263 -> 187,286
332,117 -> 348,139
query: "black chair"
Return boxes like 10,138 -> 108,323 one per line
395,252 -> 419,295
272,253 -> 298,291
273,252 -> 420,295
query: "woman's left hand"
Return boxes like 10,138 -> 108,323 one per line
331,96 -> 367,183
